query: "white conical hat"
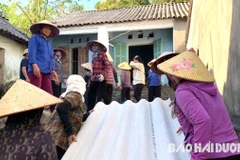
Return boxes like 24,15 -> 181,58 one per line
0,79 -> 63,118
81,62 -> 92,71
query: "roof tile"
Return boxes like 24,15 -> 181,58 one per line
0,17 -> 29,43
54,2 -> 189,28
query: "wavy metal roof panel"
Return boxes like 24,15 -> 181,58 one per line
54,3 -> 189,28
62,98 -> 190,160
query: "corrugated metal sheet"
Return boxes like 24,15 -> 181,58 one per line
62,98 -> 190,160
54,3 -> 189,28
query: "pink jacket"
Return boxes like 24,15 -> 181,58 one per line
176,81 -> 239,160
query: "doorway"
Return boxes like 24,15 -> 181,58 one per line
129,44 -> 153,72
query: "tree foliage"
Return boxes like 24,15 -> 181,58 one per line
95,0 -> 189,10
0,0 -> 84,36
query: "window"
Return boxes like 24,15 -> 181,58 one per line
148,32 -> 154,38
70,38 -> 74,44
138,32 -> 143,38
128,34 -> 133,39
72,48 -> 78,74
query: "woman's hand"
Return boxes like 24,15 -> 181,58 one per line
169,100 -> 177,118
176,126 -> 182,134
51,70 -> 59,85
32,64 -> 40,77
68,134 -> 77,146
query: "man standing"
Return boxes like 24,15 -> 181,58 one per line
20,49 -> 30,82
86,40 -> 111,112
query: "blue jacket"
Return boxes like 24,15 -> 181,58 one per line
28,33 -> 55,73
148,69 -> 161,86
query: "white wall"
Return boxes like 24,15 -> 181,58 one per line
0,35 -> 27,83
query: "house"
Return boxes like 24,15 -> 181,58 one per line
52,2 -> 189,79
185,0 -> 240,132
0,16 -> 29,84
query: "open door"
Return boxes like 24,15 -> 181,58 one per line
153,38 -> 163,58
113,43 -> 127,83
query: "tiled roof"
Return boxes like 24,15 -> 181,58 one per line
62,98 -> 190,160
54,2 -> 189,28
0,17 -> 29,43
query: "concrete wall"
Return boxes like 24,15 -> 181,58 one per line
187,0 -> 240,127
173,19 -> 187,52
0,35 -> 27,83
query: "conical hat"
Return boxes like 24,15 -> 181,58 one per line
30,20 -> 60,37
157,51 -> 215,83
147,59 -> 156,67
118,62 -> 131,70
54,48 -> 67,60
151,52 -> 179,75
86,40 -> 107,53
23,48 -> 28,56
0,79 -> 63,118
81,62 -> 92,71
106,52 -> 113,62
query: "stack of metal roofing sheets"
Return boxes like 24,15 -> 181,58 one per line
62,98 -> 190,160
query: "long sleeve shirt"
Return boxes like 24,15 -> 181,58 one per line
53,58 -> 64,82
148,69 -> 161,86
105,65 -> 118,85
91,52 -> 111,81
120,70 -> 131,88
28,33 -> 55,73
130,61 -> 145,85
176,81 -> 239,160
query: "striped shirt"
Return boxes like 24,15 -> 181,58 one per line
91,52 -> 111,81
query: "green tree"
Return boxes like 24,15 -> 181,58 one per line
95,0 -> 150,10
0,0 -> 84,36
95,0 -> 189,10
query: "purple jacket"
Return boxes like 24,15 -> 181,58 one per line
120,70 -> 131,88
176,81 -> 239,160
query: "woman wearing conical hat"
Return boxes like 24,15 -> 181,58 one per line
51,48 -> 67,98
0,80 -> 63,159
118,62 -> 132,104
28,20 -> 59,99
86,40 -> 111,112
157,50 -> 240,160
147,59 -> 161,102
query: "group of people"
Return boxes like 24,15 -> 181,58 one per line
1,18 -> 240,160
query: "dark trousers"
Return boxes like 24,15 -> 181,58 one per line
87,80 -> 107,112
84,86 -> 90,107
51,80 -> 62,98
121,87 -> 130,103
51,80 -> 62,112
56,146 -> 66,160
148,85 -> 161,102
207,154 -> 240,160
103,84 -> 113,105
133,84 -> 144,102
